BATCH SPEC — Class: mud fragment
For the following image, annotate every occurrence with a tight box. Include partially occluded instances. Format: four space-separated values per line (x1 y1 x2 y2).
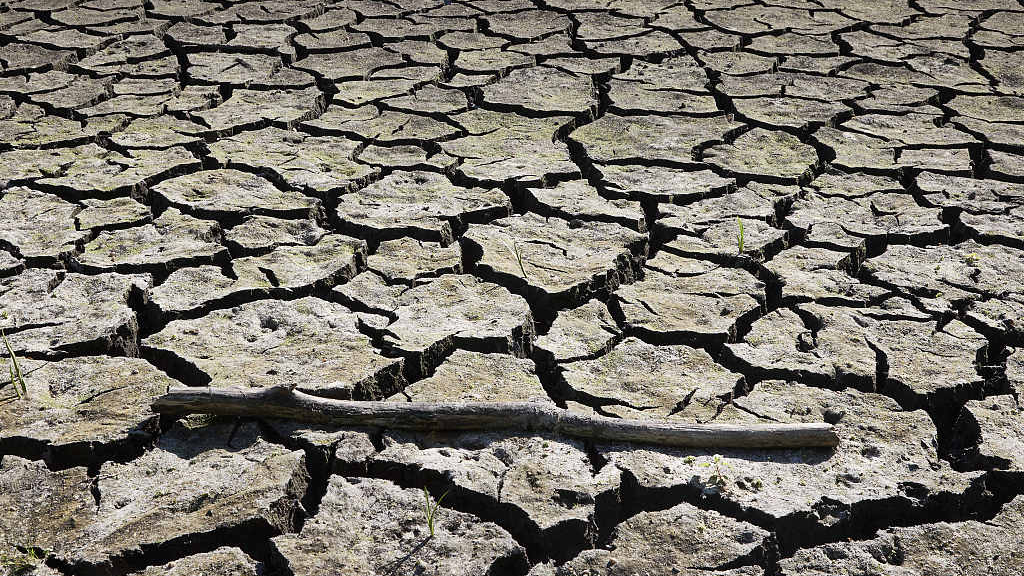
143 296 403 399
561 336 746 419
271 476 527 575
368 237 462 285
0 269 150 357
0 187 88 265
150 234 366 318
127 548 258 576
335 171 510 245
370 431 617 559
55 421 307 574
152 169 319 221
76 208 227 275
382 274 534 376
603 381 977 540
952 395 1024 471
208 128 377 196
780 496 1024 575
612 253 764 346
530 502 767 576
535 299 621 364
0 356 173 465
463 213 647 309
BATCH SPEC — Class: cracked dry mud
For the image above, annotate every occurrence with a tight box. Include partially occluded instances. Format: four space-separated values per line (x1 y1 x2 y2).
1 0 1023 575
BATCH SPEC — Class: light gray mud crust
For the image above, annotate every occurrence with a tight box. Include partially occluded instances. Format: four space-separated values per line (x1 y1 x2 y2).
3 2 1023 574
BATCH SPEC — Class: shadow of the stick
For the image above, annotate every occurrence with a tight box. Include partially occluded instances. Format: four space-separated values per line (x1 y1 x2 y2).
379 535 432 576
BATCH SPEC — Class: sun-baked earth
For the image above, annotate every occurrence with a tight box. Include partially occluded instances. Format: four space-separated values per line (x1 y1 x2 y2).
1 0 1024 574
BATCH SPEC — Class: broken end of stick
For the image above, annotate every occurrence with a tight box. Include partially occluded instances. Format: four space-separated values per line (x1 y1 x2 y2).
152 386 205 416
755 422 840 448
811 424 841 448
152 384 299 416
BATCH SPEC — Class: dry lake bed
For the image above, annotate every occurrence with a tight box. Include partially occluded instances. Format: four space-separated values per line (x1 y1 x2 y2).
1 0 1024 574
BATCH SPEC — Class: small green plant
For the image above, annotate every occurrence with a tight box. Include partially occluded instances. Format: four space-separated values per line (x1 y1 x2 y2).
700 454 733 491
1 329 27 400
503 237 529 281
0 547 45 575
422 486 450 538
736 218 745 255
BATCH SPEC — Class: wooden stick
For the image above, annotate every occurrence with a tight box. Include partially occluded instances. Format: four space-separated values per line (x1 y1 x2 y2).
152 385 840 449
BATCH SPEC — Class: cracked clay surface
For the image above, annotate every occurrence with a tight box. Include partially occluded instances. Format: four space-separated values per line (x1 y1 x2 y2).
1 0 1024 574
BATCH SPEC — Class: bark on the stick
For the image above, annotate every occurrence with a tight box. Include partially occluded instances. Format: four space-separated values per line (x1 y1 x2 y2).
152 385 840 449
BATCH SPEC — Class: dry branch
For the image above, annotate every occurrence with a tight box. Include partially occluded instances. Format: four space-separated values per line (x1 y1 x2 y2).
153 385 840 449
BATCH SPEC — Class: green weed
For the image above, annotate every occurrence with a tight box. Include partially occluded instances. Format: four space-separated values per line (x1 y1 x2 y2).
503 238 529 281
736 218 745 255
0 547 45 575
700 454 734 491
422 486 450 538
1 329 26 400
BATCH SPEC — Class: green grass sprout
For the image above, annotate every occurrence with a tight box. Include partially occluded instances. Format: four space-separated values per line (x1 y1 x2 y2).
503 237 529 281
1 329 26 399
422 486 450 538
0 546 45 575
736 217 745 255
